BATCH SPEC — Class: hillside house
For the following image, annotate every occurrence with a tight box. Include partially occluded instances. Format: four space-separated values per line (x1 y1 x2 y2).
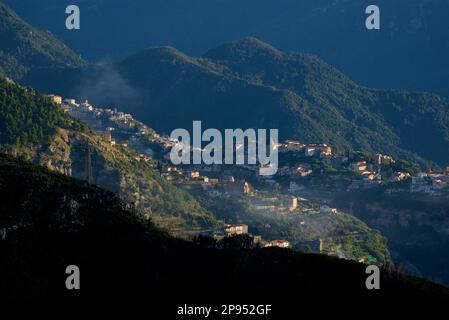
103 127 114 142
222 180 253 195
225 224 249 236
316 144 332 156
388 172 410 183
188 171 200 178
374 153 395 165
80 100 93 111
304 145 317 157
297 166 313 177
282 140 305 152
350 161 367 172
63 98 77 106
265 240 291 249
361 171 377 180
281 195 299 211
48 94 62 104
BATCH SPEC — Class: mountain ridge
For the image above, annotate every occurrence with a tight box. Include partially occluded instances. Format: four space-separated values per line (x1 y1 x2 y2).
23 37 449 168
1 3 447 168
4 0 448 97
0 1 85 80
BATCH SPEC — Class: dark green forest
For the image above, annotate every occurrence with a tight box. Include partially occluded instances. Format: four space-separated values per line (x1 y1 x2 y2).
0 2 85 80
0 77 88 146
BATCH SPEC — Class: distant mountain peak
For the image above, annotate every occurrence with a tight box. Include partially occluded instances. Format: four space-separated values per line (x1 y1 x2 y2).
204 37 284 61
123 45 197 66
147 45 185 56
117 45 216 78
237 37 279 49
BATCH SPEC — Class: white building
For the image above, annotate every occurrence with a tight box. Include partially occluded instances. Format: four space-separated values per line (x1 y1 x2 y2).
225 224 249 236
282 195 298 211
64 98 77 105
48 94 62 104
265 240 291 249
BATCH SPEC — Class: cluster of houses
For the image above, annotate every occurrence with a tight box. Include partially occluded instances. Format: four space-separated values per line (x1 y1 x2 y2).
277 140 332 156
277 139 389 177
48 95 162 154
46 94 449 257
274 139 449 194
347 158 449 193
212 223 291 249
143 131 449 196
277 163 313 177
46 95 449 196
250 194 299 213
160 164 257 197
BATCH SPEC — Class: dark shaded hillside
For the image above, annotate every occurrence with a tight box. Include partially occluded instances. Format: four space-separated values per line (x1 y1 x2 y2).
0 1 85 80
27 38 449 167
331 188 449 286
0 153 447 300
202 38 449 166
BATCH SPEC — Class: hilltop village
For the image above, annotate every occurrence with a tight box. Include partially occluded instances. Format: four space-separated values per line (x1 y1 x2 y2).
48 95 449 262
51 95 449 194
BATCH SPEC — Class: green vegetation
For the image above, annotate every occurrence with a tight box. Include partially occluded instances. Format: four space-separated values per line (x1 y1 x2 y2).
0 75 219 234
389 160 421 175
0 1 85 80
189 186 390 264
0 77 88 146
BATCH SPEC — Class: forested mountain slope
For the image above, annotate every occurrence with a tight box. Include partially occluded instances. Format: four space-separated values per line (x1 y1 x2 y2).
0 76 219 234
0 1 85 80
